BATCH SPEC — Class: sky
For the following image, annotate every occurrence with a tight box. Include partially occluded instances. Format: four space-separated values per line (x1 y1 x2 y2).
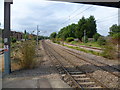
0 0 118 36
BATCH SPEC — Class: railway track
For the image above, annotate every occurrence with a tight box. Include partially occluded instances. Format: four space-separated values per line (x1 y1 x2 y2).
48 41 120 78
42 41 107 89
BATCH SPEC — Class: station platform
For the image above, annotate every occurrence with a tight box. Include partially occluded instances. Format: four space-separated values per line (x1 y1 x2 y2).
2 78 71 88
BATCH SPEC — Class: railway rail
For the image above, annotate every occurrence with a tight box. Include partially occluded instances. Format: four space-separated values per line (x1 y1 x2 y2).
64 43 102 51
48 41 120 78
42 40 108 89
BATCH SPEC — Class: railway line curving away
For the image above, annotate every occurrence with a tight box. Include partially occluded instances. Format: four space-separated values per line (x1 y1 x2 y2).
42 40 120 89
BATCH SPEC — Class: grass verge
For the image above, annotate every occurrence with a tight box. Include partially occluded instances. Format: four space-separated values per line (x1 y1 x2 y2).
64 45 101 56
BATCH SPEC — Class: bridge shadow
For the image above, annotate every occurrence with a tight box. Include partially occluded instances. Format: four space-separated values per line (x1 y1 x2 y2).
2 63 120 79
76 64 120 74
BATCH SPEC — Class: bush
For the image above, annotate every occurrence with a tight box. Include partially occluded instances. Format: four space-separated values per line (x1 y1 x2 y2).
82 36 88 43
97 36 106 46
17 41 36 69
93 33 101 42
66 37 74 42
112 33 120 44
11 37 17 43
101 42 117 59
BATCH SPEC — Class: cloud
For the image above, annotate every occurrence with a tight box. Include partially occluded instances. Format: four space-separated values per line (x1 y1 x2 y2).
0 0 118 36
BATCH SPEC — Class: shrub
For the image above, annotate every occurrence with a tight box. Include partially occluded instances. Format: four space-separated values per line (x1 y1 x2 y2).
97 36 106 46
66 37 74 42
112 33 120 44
82 36 88 43
93 33 101 42
101 42 117 59
11 37 17 43
17 41 36 69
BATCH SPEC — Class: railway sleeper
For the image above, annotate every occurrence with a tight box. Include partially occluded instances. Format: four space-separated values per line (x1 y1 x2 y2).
79 83 102 88
71 74 86 78
69 72 84 75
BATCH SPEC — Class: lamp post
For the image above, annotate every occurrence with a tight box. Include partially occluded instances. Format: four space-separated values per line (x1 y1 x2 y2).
4 0 13 74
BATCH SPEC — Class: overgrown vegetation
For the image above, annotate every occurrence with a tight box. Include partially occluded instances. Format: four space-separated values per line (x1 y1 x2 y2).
50 24 120 60
82 36 88 43
97 36 106 46
12 41 36 69
65 45 101 56
66 37 74 42
101 42 117 59
11 37 17 43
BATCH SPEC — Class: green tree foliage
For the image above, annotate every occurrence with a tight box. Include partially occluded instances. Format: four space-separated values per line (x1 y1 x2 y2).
85 16 97 38
109 24 120 36
50 32 57 39
57 24 77 40
24 30 28 41
56 16 97 41
75 17 86 40
93 33 101 41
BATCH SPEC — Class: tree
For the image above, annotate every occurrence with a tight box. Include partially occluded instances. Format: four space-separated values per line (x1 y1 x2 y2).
50 32 57 39
86 16 97 38
109 24 120 36
75 16 86 40
93 33 101 41
57 24 77 40
51 15 97 41
24 30 28 41
75 16 97 40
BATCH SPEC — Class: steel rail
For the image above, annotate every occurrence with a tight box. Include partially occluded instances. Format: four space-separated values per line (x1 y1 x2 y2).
60 46 120 78
48 41 120 77
44 41 83 90
44 41 107 88
42 41 83 89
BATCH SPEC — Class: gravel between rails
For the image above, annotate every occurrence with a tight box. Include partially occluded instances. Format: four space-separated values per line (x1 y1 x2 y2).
46 40 119 88
43 41 105 88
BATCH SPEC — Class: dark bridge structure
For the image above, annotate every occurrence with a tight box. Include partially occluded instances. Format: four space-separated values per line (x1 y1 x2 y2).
50 0 120 8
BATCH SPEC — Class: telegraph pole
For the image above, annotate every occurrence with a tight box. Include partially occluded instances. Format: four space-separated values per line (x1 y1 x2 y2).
37 25 39 46
4 0 13 74
84 30 86 43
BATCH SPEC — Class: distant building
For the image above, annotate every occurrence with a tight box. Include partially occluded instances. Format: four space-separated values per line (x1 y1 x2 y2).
11 31 24 41
88 38 94 41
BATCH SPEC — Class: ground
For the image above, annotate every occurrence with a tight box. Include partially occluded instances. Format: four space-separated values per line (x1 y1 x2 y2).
2 42 70 88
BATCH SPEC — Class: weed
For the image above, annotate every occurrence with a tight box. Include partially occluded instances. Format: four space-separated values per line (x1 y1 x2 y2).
66 45 101 56
16 41 36 69
101 42 117 59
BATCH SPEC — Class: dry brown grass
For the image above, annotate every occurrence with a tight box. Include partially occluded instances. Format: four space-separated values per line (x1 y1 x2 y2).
11 40 37 70
2 40 37 72
15 41 36 69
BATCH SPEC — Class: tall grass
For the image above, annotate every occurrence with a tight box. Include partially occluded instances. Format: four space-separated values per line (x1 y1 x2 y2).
101 42 117 59
65 45 101 56
16 41 36 69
